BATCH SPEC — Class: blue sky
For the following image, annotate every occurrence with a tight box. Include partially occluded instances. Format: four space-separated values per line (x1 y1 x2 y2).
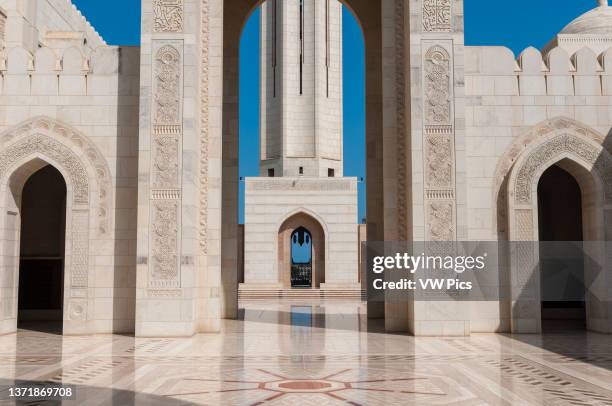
73 0 596 223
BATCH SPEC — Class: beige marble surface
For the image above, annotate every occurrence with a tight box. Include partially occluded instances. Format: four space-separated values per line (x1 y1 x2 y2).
0 300 611 405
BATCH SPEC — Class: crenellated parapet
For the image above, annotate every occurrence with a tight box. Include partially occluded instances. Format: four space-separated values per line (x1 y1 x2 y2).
0 45 139 96
38 0 106 48
466 45 612 96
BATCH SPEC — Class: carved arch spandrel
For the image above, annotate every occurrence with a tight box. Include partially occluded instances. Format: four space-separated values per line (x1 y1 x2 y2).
0 117 113 236
493 117 612 238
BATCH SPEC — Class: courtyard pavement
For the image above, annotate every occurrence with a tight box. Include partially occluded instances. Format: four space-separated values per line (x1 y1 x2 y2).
1 300 612 405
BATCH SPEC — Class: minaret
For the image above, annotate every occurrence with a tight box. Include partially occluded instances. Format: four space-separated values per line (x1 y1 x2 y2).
598 0 608 7
260 0 343 178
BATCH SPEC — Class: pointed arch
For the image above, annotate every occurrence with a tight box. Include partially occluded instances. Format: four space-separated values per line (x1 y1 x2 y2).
493 116 612 239
0 116 113 335
0 116 113 235
497 117 612 334
277 209 328 288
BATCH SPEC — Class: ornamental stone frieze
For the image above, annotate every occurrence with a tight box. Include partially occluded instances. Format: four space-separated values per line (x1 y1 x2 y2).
422 41 457 241
149 41 183 293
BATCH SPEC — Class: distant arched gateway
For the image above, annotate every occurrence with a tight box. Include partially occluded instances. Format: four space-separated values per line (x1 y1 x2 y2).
278 212 326 289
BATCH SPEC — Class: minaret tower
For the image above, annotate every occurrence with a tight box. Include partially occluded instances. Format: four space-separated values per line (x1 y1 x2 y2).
259 0 343 177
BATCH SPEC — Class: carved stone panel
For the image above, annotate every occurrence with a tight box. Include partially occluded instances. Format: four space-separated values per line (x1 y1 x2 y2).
154 45 181 127
425 135 453 188
70 210 90 288
150 200 180 288
153 0 184 33
149 41 183 292
422 42 456 241
152 134 179 188
427 201 454 241
422 0 452 32
68 300 87 321
424 45 452 127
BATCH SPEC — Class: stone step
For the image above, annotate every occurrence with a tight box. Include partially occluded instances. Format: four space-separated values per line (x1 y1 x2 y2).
238 288 365 300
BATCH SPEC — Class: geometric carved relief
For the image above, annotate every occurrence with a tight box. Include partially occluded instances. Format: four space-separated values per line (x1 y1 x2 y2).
150 200 179 288
70 210 90 288
424 46 452 127
514 210 535 290
515 209 533 241
153 0 184 33
422 0 452 32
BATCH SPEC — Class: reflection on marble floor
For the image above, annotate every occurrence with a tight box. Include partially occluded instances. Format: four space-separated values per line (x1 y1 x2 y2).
1 301 612 405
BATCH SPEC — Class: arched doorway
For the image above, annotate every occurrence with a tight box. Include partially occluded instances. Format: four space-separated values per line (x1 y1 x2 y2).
537 165 585 331
504 126 612 333
290 227 313 287
17 165 67 332
278 212 325 289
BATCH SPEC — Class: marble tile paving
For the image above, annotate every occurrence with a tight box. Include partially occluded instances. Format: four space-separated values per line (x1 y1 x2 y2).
0 300 611 405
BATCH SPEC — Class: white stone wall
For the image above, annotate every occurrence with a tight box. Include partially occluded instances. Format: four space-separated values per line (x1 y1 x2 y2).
0 0 106 53
243 177 358 286
464 45 612 240
0 44 140 334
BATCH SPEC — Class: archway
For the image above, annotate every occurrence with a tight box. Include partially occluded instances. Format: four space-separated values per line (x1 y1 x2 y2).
220 0 387 318
0 117 116 335
278 212 325 289
290 227 313 288
537 164 585 332
504 124 612 333
17 165 67 332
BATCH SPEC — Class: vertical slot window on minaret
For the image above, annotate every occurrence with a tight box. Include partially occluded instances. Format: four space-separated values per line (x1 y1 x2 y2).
325 0 330 97
272 0 277 97
299 0 304 95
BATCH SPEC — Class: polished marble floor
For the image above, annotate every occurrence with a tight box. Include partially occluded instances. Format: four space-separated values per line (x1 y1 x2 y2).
1 300 612 405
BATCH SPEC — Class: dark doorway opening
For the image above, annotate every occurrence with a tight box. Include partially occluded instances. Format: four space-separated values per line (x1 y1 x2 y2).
537 164 586 332
17 165 67 333
291 227 312 288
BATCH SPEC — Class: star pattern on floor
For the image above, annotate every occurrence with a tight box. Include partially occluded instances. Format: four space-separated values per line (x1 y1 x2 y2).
161 368 448 405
